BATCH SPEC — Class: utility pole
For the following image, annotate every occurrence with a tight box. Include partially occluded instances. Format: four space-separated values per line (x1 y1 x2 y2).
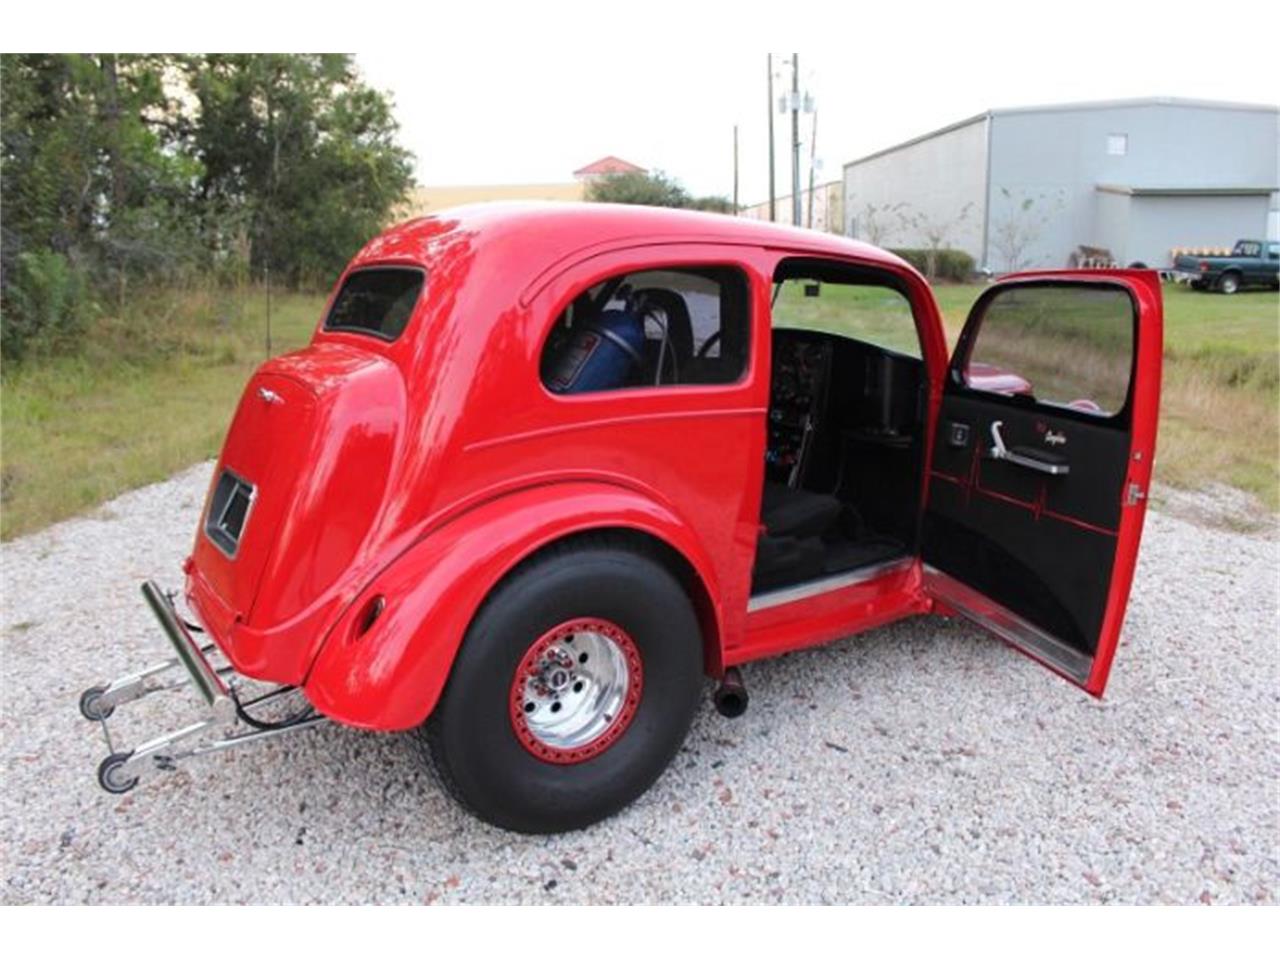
767 54 776 223
790 53 801 227
732 124 739 214
807 110 818 229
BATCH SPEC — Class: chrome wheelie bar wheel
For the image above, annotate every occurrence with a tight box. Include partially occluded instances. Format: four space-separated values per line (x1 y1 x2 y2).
510 618 643 764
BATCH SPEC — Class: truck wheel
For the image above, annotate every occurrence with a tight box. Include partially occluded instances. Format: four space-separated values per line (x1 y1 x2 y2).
418 538 703 833
1217 272 1241 294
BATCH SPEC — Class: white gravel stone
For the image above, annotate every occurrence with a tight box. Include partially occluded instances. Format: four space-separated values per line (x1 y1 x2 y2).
1 462 1277 904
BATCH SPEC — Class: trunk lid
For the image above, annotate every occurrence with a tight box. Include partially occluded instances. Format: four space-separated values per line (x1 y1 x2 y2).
193 370 320 619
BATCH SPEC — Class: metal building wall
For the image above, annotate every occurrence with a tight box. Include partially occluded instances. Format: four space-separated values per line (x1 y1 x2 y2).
842 115 989 259
985 101 1279 269
1126 194 1271 266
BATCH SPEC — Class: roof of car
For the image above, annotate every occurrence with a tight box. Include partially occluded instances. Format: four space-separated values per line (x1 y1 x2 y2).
353 202 907 276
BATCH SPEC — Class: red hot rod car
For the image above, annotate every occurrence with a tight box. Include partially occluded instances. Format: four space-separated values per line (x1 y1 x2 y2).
82 204 1162 833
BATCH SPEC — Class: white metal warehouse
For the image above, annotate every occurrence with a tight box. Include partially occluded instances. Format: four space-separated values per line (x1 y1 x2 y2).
841 97 1280 272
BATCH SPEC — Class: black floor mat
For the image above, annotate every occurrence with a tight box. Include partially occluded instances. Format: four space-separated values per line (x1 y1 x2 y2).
821 536 906 575
751 534 907 595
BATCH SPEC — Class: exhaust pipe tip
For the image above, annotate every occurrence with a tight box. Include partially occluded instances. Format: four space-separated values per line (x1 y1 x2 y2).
713 667 749 718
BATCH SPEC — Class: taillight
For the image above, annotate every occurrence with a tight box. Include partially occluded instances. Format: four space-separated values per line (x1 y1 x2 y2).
1199 261 1210 271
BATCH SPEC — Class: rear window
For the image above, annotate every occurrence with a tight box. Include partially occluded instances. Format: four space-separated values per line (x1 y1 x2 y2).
324 267 424 340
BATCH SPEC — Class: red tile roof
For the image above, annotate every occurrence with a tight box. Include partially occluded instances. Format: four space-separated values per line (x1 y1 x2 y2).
573 156 647 176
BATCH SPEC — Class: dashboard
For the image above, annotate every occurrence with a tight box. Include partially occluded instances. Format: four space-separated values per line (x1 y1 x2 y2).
766 333 832 485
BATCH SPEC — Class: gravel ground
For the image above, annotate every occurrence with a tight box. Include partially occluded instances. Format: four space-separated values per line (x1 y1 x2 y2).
2 462 1277 905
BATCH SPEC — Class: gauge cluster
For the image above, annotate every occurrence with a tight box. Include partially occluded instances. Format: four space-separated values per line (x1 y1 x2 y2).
767 333 832 484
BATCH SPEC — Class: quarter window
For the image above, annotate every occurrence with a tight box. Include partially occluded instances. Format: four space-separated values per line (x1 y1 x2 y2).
540 267 749 393
324 267 424 341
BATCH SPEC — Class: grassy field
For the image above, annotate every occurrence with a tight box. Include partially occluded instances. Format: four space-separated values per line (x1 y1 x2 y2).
1 287 327 539
1 279 1276 540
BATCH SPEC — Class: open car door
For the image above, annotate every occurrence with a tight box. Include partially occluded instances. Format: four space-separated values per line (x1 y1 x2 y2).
921 271 1162 695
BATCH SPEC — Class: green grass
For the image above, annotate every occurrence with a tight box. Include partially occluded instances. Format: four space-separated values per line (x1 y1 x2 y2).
1 278 1276 541
1 287 327 539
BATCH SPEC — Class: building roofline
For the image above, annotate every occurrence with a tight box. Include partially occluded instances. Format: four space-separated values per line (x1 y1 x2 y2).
993 95 1279 118
572 155 647 176
1096 183 1279 197
843 96 1279 172
843 112 990 170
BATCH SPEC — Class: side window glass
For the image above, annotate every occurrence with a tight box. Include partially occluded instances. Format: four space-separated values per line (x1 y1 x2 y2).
540 266 749 393
771 276 921 358
963 284 1134 417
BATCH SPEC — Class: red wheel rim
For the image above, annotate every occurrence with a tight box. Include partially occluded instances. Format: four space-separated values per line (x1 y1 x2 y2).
509 617 643 765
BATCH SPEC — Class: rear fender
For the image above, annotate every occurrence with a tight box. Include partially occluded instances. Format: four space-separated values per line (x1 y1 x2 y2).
302 482 722 730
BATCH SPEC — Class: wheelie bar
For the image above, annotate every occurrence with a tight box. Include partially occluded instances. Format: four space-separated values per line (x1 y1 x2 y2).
79 581 327 793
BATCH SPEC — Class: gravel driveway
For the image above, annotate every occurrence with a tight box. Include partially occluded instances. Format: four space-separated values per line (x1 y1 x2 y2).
2 462 1276 904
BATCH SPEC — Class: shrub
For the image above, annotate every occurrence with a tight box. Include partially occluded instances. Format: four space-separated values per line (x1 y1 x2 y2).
888 247 975 282
1 250 91 362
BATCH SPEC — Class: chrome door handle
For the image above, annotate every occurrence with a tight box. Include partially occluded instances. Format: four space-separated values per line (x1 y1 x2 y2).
989 421 1070 476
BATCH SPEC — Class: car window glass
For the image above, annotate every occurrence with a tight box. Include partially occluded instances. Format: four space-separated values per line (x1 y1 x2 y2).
324 268 424 340
540 266 749 394
964 284 1134 416
771 278 920 358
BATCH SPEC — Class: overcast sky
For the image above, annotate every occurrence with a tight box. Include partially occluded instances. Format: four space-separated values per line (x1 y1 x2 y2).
356 6 1277 206
14 1 1273 208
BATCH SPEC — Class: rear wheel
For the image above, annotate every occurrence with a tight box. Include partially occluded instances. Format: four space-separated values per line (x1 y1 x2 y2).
418 538 703 833
1217 271 1241 294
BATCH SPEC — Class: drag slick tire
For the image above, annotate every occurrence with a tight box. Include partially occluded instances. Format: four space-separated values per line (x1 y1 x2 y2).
418 537 703 833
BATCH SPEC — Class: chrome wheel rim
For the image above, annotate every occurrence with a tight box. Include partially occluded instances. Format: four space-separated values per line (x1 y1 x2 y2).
510 618 643 764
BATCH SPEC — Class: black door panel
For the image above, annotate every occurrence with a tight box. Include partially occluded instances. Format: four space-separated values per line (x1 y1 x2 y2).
931 395 1129 533
925 384 1129 662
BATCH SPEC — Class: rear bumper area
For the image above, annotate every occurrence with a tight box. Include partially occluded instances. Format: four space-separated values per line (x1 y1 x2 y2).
79 581 326 795
141 580 235 720
184 560 338 686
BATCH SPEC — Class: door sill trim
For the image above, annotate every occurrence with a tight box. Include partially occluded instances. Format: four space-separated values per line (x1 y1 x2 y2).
748 556 914 613
922 564 1093 685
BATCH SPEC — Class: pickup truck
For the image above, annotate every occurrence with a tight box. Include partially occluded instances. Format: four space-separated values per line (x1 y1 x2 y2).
1172 239 1280 293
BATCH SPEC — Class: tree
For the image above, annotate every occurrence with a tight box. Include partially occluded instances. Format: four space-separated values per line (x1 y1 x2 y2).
586 170 691 208
1 54 194 356
585 170 736 215
989 188 1061 273
181 54 414 287
687 195 737 214
1 53 415 358
906 203 974 280
850 201 911 247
